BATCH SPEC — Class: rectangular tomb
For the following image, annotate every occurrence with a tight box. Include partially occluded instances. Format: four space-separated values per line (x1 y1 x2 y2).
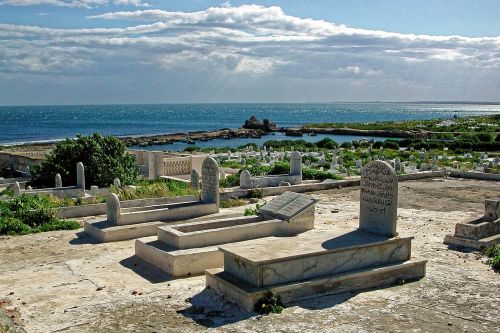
219 229 413 288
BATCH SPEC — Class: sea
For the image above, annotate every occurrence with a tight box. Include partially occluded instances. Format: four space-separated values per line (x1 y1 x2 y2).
0 103 498 151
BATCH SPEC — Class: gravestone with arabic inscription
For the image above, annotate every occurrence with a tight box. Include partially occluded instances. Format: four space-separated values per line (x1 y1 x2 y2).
359 160 398 237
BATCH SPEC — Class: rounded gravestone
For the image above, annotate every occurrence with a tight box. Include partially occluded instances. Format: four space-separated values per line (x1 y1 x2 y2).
191 169 200 190
359 160 398 237
201 157 219 205
107 193 121 224
55 173 62 188
76 162 85 189
240 170 252 189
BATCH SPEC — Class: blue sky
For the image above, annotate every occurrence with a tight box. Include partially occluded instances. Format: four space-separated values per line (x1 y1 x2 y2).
0 0 499 104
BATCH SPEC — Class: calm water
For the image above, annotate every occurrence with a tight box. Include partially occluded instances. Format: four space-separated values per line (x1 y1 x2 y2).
0 103 498 146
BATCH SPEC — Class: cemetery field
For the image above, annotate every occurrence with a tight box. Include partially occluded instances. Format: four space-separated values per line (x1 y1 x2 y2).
1 178 499 333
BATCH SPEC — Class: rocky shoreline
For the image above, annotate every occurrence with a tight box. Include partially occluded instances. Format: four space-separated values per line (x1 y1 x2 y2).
0 126 423 151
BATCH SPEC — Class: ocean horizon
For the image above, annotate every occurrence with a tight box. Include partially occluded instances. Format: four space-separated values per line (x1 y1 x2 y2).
1 102 499 147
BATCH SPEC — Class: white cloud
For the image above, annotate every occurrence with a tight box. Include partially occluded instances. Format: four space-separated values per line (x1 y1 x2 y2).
0 4 499 103
0 0 149 9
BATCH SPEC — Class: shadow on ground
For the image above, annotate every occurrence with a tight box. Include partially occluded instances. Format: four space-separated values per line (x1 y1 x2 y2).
69 231 99 245
119 255 178 283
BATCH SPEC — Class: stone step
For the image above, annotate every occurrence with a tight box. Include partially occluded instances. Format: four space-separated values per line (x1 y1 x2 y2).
84 211 242 243
219 229 413 288
206 258 427 312
444 233 500 250
135 237 221 277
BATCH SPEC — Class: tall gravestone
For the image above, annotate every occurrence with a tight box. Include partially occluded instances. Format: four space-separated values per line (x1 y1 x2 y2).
76 162 85 190
191 169 200 190
107 193 121 224
201 157 219 206
290 151 302 176
55 173 62 188
13 181 21 196
359 160 398 237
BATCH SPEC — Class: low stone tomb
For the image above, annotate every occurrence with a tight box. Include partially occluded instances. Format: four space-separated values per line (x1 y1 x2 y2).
84 157 220 242
444 198 500 249
135 191 317 277
14 163 87 198
240 152 302 189
206 161 426 311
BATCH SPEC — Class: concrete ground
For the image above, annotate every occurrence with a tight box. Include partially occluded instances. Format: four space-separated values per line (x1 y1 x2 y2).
0 177 499 333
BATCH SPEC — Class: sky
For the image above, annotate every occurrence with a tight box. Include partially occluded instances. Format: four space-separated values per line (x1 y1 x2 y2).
0 0 499 105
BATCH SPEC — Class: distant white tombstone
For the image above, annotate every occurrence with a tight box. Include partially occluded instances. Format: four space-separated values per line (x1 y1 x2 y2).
55 173 62 188
13 181 21 196
113 178 121 187
90 185 99 196
359 160 398 237
76 162 85 189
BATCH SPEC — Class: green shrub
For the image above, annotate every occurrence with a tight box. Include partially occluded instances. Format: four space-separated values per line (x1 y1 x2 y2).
476 132 493 143
0 194 80 236
220 172 241 188
316 137 338 149
244 203 263 216
382 140 400 150
482 245 500 271
303 168 342 181
372 141 383 149
269 161 290 175
0 217 32 235
340 141 353 149
30 133 139 189
249 188 264 199
254 290 285 314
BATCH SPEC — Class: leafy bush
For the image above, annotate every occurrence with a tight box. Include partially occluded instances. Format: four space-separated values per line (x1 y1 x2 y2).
220 172 241 188
482 245 500 270
303 167 342 181
382 140 400 150
30 133 139 189
269 161 290 175
254 290 285 314
372 141 383 149
249 188 263 199
476 132 493 143
0 194 80 236
316 137 338 149
244 203 263 216
340 141 353 149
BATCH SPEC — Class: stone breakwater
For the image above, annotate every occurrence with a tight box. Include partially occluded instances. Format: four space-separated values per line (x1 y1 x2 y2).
121 128 268 147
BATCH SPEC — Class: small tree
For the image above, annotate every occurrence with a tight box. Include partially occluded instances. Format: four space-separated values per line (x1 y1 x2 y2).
30 133 138 188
